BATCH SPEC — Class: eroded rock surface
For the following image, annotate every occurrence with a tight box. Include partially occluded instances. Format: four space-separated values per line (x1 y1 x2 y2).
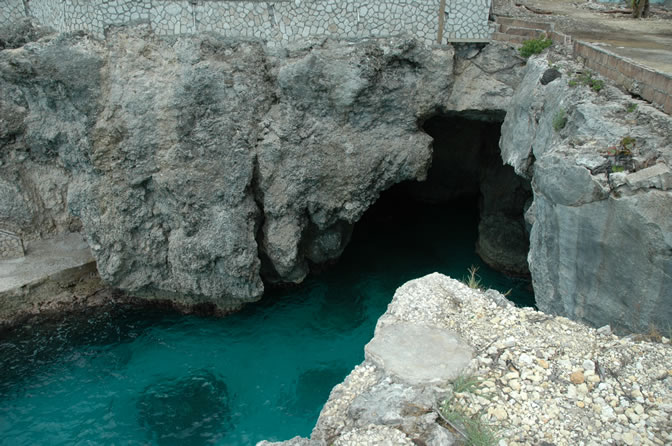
0 24 526 310
500 55 672 334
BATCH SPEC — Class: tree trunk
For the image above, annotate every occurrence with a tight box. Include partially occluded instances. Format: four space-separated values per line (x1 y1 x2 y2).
632 0 650 18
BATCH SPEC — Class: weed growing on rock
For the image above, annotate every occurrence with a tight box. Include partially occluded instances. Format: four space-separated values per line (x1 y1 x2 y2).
620 136 636 153
606 136 636 173
453 375 480 394
440 405 497 446
519 37 552 59
632 323 672 343
626 103 638 113
439 377 498 446
569 71 604 92
463 266 482 289
553 109 567 132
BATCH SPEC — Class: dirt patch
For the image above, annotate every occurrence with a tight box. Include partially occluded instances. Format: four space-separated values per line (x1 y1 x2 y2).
494 0 672 74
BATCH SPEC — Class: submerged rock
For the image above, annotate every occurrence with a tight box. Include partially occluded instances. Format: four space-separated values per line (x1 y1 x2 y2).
137 370 232 446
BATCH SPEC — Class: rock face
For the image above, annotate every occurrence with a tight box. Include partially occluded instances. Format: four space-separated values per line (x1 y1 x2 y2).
3 22 672 332
0 23 526 310
500 56 672 333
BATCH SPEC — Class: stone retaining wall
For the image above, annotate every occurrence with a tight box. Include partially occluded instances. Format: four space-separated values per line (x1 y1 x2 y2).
0 230 24 260
495 16 671 115
3 0 493 45
573 40 672 114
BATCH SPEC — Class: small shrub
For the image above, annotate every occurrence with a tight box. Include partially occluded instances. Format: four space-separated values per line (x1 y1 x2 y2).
553 109 567 132
570 71 604 93
626 103 638 113
591 79 604 92
621 136 636 152
611 165 625 173
519 37 552 58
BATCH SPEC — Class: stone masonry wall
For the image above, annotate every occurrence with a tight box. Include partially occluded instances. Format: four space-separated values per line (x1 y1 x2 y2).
0 0 26 24
0 230 24 260
3 0 493 44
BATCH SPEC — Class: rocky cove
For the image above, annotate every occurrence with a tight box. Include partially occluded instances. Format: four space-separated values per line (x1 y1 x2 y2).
1 17 672 446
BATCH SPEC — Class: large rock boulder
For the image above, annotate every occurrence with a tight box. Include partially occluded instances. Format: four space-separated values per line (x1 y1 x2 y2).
9 27 528 310
500 57 672 333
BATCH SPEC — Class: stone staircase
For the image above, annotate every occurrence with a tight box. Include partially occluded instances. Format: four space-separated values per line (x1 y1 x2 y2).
492 16 554 44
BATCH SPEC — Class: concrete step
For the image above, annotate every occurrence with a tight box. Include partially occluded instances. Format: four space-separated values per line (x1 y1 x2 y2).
500 25 547 38
491 32 528 44
495 16 554 32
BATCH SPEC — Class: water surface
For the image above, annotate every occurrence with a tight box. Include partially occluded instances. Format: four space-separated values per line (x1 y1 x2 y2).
0 202 533 445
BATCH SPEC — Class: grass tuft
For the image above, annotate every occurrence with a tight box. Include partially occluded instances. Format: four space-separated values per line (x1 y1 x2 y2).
553 109 567 132
453 375 480 394
463 265 482 290
519 37 552 59
440 399 498 446
569 71 604 92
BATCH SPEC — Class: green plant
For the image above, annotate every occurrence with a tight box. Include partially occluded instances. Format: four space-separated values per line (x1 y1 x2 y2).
621 136 636 152
611 165 625 173
519 37 552 58
463 265 482 289
626 103 638 113
591 79 604 92
453 375 480 394
553 109 567 132
440 401 498 446
570 72 604 93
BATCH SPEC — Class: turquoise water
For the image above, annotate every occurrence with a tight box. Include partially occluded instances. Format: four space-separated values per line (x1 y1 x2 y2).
0 202 533 446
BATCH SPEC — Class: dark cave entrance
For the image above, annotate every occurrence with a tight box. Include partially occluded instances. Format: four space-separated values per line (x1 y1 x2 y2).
351 111 534 305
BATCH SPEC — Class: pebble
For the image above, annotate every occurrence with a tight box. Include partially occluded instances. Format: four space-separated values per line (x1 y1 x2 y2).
570 370 585 384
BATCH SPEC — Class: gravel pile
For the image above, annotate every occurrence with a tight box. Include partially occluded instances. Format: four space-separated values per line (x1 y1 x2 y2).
432 275 672 445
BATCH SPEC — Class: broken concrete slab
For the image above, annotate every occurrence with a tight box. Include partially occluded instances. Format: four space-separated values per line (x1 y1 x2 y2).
0 232 104 325
364 322 473 386
0 232 94 293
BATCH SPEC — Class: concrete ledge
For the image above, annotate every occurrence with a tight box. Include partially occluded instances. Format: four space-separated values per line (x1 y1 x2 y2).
0 232 94 293
0 232 103 325
573 40 672 114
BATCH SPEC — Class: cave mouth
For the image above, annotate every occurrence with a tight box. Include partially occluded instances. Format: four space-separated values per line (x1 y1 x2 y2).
350 110 535 306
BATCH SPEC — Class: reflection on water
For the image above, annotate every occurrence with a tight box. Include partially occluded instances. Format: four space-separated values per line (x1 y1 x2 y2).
0 202 534 445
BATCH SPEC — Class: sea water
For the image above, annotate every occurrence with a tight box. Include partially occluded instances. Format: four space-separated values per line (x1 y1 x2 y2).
0 202 533 445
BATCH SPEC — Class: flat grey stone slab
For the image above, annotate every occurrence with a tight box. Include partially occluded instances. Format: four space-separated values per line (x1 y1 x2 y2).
0 232 94 293
364 322 473 386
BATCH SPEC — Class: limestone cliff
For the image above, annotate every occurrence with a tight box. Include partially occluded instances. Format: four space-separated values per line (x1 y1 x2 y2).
0 24 524 310
500 57 672 334
5 23 670 334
